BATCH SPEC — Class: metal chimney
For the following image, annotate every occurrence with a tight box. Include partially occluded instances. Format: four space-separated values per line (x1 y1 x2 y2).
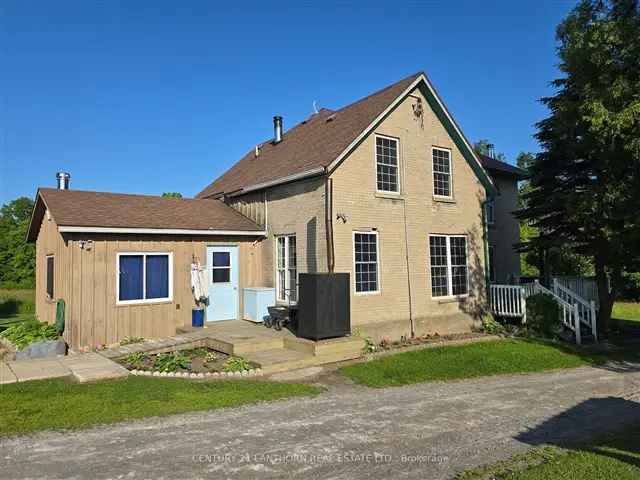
273 116 283 144
56 172 71 190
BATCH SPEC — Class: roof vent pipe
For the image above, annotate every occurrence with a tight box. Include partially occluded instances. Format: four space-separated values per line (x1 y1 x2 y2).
273 116 283 144
56 172 71 190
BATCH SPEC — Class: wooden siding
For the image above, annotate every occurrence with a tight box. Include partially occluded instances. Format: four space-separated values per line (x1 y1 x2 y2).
225 191 266 227
35 214 266 349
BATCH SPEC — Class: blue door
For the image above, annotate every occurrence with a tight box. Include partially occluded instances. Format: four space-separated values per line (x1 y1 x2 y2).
206 246 239 322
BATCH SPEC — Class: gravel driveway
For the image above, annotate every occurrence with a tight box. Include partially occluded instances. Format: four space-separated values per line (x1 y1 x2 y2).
3 363 640 480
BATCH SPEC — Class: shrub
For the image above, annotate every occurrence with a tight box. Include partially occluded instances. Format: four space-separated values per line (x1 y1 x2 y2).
526 294 560 337
222 356 252 372
0 320 58 349
153 352 189 372
123 352 148 369
481 315 506 335
120 336 144 346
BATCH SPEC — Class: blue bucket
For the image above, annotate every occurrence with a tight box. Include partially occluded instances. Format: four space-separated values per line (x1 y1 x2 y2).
192 308 204 328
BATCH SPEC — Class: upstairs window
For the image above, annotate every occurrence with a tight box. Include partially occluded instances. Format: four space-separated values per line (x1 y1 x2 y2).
376 136 399 193
429 235 468 297
354 232 379 293
432 147 452 198
118 252 172 304
46 255 54 299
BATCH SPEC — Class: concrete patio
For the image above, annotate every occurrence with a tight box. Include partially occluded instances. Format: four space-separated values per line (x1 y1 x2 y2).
0 352 129 384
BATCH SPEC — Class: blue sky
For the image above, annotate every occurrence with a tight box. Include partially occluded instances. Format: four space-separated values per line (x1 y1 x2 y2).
1 0 576 204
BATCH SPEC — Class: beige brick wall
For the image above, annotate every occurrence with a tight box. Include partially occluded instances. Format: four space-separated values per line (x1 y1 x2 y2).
262 177 328 289
329 87 488 340
487 175 521 283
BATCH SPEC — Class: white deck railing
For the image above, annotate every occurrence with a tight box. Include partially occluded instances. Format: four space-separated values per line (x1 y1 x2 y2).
489 285 527 322
489 280 594 344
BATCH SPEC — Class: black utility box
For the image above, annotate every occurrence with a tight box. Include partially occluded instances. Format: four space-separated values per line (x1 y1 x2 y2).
297 273 350 340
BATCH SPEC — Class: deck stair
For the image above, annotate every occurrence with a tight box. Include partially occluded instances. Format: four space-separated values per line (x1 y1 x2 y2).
490 278 598 345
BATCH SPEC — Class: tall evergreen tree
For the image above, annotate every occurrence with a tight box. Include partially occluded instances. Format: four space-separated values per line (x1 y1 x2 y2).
518 0 640 333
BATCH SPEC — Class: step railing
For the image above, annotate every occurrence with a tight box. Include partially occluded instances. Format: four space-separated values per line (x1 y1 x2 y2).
553 276 600 308
553 279 598 342
489 280 588 344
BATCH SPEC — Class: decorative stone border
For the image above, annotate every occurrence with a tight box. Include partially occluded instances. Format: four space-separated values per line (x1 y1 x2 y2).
128 368 263 379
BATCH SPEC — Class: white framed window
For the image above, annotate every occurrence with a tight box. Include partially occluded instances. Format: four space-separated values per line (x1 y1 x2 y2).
375 135 400 193
276 235 297 303
46 255 54 299
488 245 496 283
353 231 379 294
485 199 495 225
117 252 173 305
432 147 452 198
429 235 468 298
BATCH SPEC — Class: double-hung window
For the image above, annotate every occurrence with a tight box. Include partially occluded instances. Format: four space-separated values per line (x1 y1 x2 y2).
376 136 399 193
432 147 452 198
46 255 54 299
429 235 468 297
276 235 297 303
354 232 379 293
117 252 173 304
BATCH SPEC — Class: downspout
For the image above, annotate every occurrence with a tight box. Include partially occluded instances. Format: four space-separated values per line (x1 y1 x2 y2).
325 176 335 273
482 195 491 301
402 200 415 337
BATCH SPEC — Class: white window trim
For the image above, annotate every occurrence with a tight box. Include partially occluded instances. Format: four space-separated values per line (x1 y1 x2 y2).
431 146 454 200
116 252 173 306
488 245 496 283
275 235 297 304
374 134 401 195
429 234 469 299
486 199 495 225
353 230 381 295
45 254 54 300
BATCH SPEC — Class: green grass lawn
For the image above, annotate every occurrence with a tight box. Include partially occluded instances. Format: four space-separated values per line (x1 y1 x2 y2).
0 376 321 437
458 423 640 479
340 339 608 388
612 302 640 322
0 289 36 331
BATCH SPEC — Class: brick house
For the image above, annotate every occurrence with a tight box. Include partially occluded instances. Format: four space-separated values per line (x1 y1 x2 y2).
28 72 524 349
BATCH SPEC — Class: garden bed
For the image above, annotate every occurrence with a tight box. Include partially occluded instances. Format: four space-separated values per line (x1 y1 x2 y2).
117 346 258 375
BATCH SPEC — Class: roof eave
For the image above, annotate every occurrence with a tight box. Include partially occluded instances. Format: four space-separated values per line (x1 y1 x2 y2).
56 226 267 236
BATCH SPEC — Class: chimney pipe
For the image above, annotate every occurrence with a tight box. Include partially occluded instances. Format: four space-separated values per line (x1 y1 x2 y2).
273 116 283 144
56 172 70 190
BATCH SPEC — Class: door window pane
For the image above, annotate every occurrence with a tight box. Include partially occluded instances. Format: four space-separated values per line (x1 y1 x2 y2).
276 235 297 302
213 252 230 267
213 268 231 283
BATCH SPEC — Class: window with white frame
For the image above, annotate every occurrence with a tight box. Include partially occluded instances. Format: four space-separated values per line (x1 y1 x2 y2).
376 136 399 193
429 235 468 297
46 255 54 299
276 235 297 302
354 232 379 293
117 252 172 304
432 147 452 197
485 199 495 225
